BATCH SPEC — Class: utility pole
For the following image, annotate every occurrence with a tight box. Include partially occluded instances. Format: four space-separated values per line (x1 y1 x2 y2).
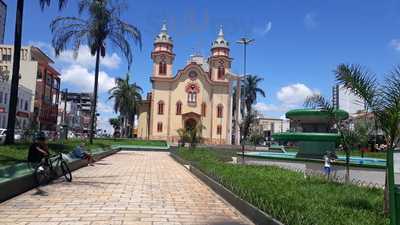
63 88 68 140
236 37 254 162
6 0 24 144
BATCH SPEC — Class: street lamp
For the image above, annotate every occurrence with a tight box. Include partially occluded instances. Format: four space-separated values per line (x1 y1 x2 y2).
236 37 254 162
62 88 68 140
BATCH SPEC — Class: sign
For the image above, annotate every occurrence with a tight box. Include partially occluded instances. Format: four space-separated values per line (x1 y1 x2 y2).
395 152 400 173
394 151 400 185
16 111 29 118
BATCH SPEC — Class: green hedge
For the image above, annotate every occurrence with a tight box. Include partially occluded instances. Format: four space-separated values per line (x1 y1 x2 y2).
176 149 388 225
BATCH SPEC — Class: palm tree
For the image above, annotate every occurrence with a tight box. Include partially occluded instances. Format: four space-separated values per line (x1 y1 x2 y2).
304 94 354 182
334 64 400 217
50 0 142 143
108 74 142 138
5 0 68 144
242 75 266 114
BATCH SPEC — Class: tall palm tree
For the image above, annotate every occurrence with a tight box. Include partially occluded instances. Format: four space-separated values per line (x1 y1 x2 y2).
50 0 142 143
108 74 142 138
335 64 400 219
242 75 266 115
5 0 68 144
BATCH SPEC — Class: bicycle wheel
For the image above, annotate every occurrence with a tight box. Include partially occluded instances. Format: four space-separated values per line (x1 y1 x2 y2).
34 164 51 186
60 161 72 182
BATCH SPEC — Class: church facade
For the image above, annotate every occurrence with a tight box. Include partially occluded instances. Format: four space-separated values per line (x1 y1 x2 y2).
137 24 234 144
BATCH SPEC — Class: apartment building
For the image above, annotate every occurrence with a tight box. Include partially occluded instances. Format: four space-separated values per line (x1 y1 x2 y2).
0 45 61 131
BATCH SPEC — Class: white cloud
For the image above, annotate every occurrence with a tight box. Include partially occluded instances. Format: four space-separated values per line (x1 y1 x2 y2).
97 101 114 114
61 64 116 93
57 45 121 69
277 83 319 106
390 39 400 51
253 21 272 36
304 12 318 29
254 102 286 113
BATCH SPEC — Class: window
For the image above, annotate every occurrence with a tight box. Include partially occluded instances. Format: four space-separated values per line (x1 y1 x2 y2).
0 92 3 104
157 122 163 132
176 101 182 115
201 103 206 117
20 99 23 110
188 92 197 104
159 61 167 75
186 83 199 104
24 101 28 111
158 101 164 115
217 125 222 135
4 93 7 104
217 66 225 79
37 68 42 79
2 54 11 61
217 104 223 118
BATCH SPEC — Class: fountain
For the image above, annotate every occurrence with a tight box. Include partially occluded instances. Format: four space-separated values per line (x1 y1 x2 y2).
272 109 349 159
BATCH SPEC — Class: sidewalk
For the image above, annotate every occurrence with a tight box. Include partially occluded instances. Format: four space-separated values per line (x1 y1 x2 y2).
0 151 252 225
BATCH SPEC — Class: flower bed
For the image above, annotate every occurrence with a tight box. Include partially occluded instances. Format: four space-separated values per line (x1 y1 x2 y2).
176 148 388 225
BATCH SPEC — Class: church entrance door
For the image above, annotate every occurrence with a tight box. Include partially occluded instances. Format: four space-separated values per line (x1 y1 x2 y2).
185 118 197 130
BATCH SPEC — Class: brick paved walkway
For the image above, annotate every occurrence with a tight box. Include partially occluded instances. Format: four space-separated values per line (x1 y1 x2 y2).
0 151 252 225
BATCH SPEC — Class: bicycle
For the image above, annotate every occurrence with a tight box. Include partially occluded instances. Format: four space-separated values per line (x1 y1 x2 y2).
33 152 72 186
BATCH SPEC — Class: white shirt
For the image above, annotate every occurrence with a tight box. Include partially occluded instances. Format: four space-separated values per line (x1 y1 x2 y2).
324 156 331 168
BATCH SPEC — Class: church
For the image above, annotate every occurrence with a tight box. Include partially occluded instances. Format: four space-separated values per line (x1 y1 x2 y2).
137 24 235 144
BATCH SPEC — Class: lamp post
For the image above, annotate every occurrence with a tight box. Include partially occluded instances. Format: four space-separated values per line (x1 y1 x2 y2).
62 88 68 140
236 37 254 161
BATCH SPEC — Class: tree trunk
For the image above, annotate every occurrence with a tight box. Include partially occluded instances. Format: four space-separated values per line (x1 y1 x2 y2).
6 0 24 145
131 113 135 138
89 47 101 144
384 171 389 214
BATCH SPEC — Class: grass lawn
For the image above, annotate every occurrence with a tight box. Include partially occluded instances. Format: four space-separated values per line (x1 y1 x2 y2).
176 148 388 225
0 138 167 167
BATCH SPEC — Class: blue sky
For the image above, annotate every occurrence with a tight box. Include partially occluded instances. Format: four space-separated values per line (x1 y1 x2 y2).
3 0 400 132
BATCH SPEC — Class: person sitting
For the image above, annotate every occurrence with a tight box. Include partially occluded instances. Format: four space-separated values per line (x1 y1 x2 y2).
28 134 49 164
72 143 95 165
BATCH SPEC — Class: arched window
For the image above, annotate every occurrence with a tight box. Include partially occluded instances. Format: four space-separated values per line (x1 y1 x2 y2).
158 101 164 115
186 83 199 104
176 101 182 115
201 102 206 117
217 66 225 79
159 61 167 75
157 122 163 132
217 104 223 118
188 91 197 104
217 125 222 135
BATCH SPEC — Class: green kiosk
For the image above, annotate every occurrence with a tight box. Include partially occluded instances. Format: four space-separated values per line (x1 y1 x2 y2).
273 109 349 159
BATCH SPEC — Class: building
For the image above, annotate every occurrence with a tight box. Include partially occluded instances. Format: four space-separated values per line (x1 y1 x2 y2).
0 1 6 44
57 97 81 132
254 117 290 143
0 45 61 131
0 81 33 129
332 84 365 115
137 24 234 144
60 92 93 134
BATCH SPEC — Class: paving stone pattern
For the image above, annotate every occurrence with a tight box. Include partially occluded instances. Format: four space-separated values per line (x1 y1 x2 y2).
0 151 252 225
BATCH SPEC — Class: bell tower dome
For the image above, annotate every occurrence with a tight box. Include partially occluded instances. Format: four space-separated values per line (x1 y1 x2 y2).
208 26 231 81
151 23 175 77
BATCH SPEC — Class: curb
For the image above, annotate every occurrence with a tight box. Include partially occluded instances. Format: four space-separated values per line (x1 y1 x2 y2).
114 144 170 151
0 149 119 203
169 153 284 225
